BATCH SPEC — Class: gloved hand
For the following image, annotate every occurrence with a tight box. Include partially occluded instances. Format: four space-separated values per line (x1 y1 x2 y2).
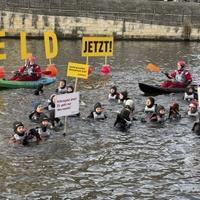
164 72 169 77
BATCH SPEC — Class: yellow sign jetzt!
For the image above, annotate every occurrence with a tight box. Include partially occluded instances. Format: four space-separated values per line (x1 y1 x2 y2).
82 37 113 57
67 62 89 79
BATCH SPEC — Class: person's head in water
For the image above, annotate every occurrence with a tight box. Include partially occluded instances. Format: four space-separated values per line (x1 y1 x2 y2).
169 102 180 118
177 60 185 71
94 102 102 114
145 96 155 108
186 86 195 95
110 86 117 95
125 99 135 111
35 103 44 113
188 101 198 113
40 117 49 127
119 91 128 101
59 79 66 89
66 85 74 93
13 121 25 135
156 105 166 116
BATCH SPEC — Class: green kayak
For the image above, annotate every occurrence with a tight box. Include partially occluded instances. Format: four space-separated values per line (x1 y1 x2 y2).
0 76 56 89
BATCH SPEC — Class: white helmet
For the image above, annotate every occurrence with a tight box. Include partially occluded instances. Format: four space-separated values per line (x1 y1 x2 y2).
125 99 134 110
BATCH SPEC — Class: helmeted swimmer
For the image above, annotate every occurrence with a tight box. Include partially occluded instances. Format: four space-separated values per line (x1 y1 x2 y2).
47 94 63 128
66 85 74 93
108 85 119 100
183 86 198 102
87 102 107 120
187 100 198 117
192 113 200 135
114 100 135 132
118 91 128 104
144 96 157 113
168 101 181 120
29 103 48 123
9 121 42 145
149 105 166 123
55 79 67 94
35 117 51 138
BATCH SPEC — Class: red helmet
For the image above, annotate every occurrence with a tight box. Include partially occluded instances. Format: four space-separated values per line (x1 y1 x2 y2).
177 61 185 68
189 101 198 108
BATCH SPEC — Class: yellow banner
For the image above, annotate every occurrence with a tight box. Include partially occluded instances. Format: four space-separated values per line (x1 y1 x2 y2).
67 62 89 79
82 37 113 57
44 31 58 59
0 31 6 60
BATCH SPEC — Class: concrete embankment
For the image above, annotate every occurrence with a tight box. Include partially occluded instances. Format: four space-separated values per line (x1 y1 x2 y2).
0 0 200 40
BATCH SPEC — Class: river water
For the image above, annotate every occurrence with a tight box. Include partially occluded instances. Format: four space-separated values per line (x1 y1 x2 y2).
1 39 200 199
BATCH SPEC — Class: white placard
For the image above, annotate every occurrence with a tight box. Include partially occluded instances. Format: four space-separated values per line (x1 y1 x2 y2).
198 87 200 107
55 92 80 118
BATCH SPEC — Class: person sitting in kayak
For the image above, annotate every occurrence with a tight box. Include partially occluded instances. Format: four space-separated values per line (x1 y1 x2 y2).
87 102 107 120
168 101 181 120
108 85 119 100
9 121 42 145
160 61 192 88
144 96 157 113
10 55 42 81
29 103 48 123
183 86 198 102
187 100 198 118
55 79 67 94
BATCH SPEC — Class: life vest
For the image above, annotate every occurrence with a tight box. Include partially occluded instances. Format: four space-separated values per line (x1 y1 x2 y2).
108 93 117 100
13 133 26 142
57 87 67 94
24 64 37 76
144 104 156 113
188 111 198 117
184 92 194 101
36 127 51 137
93 112 106 120
175 70 187 83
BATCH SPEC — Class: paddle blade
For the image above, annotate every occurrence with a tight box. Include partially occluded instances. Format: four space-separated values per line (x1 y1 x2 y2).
0 66 6 78
45 64 57 77
42 71 51 75
147 63 161 73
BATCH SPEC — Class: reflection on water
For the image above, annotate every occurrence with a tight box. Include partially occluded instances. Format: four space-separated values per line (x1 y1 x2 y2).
1 39 200 199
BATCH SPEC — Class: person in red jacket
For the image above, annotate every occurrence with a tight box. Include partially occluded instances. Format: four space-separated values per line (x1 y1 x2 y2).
10 55 42 81
160 61 192 88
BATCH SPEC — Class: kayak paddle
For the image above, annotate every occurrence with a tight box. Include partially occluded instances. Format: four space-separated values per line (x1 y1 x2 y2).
146 63 167 76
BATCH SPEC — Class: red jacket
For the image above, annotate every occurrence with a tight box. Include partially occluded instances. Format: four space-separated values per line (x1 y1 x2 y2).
170 69 192 85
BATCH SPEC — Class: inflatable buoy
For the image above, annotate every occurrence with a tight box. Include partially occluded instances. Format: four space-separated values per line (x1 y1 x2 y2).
0 66 6 78
100 65 111 75
45 64 57 77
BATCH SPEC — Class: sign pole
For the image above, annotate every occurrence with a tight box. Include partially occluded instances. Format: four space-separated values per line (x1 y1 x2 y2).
86 56 89 65
74 77 78 92
105 56 107 65
49 59 52 64
63 116 67 136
